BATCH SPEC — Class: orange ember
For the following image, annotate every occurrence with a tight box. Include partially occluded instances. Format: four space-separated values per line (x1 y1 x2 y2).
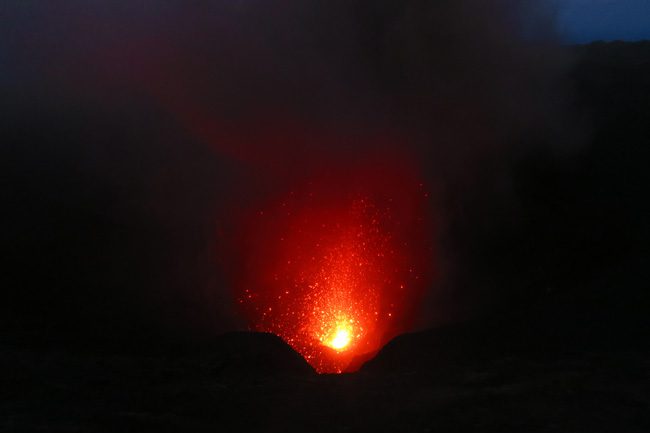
229 157 434 373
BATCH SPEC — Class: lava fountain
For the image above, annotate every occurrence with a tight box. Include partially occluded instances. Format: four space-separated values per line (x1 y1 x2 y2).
226 152 435 373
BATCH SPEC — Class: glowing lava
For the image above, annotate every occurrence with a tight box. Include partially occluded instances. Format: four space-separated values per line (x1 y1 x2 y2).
227 156 435 373
326 326 352 351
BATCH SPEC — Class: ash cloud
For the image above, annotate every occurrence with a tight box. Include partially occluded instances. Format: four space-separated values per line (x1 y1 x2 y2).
1 1 575 343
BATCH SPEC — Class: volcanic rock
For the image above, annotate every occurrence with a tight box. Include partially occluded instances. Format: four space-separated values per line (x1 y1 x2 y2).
203 332 315 377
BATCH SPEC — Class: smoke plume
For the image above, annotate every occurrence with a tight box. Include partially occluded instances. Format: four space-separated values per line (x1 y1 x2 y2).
1 1 573 345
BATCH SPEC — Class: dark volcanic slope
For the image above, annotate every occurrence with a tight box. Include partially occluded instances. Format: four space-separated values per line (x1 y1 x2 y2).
2 332 315 432
2 333 649 433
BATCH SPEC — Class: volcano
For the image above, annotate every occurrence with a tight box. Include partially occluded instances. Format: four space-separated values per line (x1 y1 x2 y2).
227 154 435 373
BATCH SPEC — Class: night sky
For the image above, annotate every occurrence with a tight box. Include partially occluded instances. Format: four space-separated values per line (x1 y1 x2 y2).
559 0 650 43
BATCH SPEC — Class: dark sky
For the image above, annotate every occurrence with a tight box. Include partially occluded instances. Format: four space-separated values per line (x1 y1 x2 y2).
558 0 650 43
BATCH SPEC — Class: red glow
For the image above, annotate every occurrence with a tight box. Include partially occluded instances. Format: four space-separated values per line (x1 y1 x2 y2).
228 154 435 373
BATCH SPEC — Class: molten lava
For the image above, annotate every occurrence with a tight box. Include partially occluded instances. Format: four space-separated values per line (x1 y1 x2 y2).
228 155 434 373
327 326 352 351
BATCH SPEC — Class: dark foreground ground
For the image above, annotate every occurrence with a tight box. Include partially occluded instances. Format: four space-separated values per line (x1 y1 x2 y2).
2 331 649 433
3 41 650 433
